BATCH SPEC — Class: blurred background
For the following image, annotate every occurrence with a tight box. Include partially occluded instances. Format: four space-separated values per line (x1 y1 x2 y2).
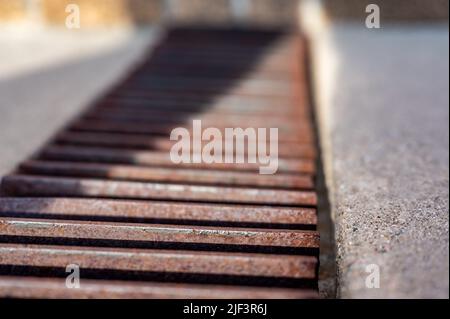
0 0 448 27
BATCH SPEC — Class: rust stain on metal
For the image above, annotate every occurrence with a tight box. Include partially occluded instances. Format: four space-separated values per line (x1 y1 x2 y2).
0 218 319 248
55 131 317 159
0 197 318 225
71 119 314 144
0 276 319 299
41 145 317 174
1 175 318 206
0 244 318 279
20 160 314 189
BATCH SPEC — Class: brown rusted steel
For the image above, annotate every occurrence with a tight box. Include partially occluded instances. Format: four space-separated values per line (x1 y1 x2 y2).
0 277 319 299
100 96 311 116
118 77 296 97
83 106 312 129
86 106 308 122
0 218 319 248
0 28 322 298
82 109 313 131
0 197 317 226
70 119 315 144
107 90 302 107
92 103 306 121
20 160 314 189
149 48 297 64
0 244 317 279
1 175 318 206
40 145 317 174
138 57 295 75
151 41 297 54
54 132 317 159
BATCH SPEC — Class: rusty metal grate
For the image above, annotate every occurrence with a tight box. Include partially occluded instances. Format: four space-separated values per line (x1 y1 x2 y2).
0 28 320 299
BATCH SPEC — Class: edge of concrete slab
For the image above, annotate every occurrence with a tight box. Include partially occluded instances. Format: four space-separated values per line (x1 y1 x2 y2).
301 0 449 299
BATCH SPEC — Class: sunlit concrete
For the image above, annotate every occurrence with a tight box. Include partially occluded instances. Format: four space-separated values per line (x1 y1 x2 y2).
312 22 449 298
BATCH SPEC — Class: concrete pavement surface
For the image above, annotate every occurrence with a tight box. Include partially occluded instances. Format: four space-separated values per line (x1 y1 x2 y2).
314 23 449 298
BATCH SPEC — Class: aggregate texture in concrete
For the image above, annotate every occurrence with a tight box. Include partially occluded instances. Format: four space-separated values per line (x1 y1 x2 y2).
315 23 449 298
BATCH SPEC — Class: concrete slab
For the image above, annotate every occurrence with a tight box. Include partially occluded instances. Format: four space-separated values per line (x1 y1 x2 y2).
314 23 449 298
0 26 159 176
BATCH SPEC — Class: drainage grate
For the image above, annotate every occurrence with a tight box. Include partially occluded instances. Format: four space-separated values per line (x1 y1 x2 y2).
0 28 320 299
